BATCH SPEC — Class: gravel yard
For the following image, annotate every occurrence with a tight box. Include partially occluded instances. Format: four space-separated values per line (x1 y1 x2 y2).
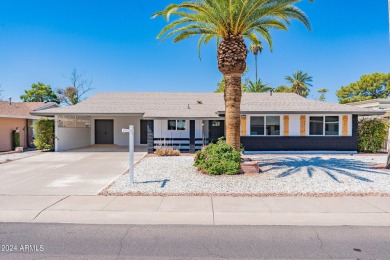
0 150 42 164
104 154 390 196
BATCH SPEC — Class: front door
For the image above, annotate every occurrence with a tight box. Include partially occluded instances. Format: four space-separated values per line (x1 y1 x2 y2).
95 120 114 144
140 120 148 144
209 120 225 142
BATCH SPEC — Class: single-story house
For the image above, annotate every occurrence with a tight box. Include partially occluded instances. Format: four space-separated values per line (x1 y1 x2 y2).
0 101 58 151
31 92 384 153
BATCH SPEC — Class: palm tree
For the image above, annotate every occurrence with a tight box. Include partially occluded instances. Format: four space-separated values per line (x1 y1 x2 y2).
249 42 263 82
215 77 248 93
154 1 311 150
285 71 313 98
245 80 273 93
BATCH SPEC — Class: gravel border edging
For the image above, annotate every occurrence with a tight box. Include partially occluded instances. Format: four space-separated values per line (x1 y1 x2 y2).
99 191 390 197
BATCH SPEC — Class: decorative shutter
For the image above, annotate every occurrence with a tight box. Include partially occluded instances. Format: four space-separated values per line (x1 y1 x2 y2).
300 115 306 136
342 115 349 136
283 115 289 136
240 116 247 136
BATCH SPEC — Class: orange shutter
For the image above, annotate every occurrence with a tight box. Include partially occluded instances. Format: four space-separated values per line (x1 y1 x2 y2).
283 115 289 136
240 116 247 136
300 115 306 136
342 115 349 136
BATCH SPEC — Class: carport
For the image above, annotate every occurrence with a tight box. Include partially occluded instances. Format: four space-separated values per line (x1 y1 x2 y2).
54 114 148 152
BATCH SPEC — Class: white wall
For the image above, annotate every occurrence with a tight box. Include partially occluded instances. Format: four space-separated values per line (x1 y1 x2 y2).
90 116 143 146
154 119 205 139
244 114 353 137
55 117 91 151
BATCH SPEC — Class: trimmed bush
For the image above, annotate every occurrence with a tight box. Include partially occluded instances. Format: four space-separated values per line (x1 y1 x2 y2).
12 130 20 149
358 118 389 153
156 147 180 156
194 138 241 175
33 119 55 151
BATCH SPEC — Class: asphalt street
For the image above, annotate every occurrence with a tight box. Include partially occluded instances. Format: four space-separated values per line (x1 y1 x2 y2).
0 223 389 259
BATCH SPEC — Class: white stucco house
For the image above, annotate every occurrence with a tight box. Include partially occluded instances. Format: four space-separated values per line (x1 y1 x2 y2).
32 92 383 153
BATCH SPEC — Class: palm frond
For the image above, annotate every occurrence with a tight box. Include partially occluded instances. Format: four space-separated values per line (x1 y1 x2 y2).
154 0 312 56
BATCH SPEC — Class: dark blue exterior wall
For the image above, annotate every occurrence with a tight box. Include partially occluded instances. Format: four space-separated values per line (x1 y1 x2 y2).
240 115 358 151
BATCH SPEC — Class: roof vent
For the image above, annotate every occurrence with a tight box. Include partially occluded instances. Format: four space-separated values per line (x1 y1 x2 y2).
269 90 273 96
8 97 12 105
188 104 190 109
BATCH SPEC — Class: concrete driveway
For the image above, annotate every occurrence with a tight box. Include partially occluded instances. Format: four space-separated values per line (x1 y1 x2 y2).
0 146 146 195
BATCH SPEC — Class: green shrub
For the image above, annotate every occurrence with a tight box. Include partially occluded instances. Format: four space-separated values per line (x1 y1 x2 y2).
358 118 389 153
12 131 20 149
194 138 241 175
33 119 55 151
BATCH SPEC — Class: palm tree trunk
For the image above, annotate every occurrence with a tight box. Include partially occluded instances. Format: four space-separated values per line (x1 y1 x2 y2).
255 54 258 82
224 74 242 151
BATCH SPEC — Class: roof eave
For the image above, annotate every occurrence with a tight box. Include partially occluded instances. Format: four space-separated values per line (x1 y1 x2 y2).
220 111 386 116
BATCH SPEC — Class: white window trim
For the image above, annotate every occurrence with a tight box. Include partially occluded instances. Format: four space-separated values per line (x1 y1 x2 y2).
167 119 187 131
248 115 282 137
308 115 341 136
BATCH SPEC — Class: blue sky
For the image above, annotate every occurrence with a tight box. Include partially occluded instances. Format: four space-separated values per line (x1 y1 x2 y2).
0 0 389 103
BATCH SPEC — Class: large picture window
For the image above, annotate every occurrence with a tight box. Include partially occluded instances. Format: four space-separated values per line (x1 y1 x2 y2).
167 120 186 131
250 116 280 136
309 116 339 136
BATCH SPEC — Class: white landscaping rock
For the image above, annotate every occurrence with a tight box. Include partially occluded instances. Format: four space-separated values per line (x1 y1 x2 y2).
0 150 42 164
106 155 390 196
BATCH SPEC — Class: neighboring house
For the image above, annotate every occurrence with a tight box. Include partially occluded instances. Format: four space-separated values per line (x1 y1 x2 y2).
0 101 58 152
31 92 384 153
348 98 390 151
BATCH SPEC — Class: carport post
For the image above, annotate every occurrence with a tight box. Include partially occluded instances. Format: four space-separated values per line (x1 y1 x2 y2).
122 125 135 185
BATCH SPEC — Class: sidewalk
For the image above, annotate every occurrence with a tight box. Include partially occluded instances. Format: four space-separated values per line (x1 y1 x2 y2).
0 195 389 226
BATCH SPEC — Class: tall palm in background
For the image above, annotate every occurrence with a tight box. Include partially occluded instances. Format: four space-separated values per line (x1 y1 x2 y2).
154 0 310 150
285 71 313 98
249 42 263 82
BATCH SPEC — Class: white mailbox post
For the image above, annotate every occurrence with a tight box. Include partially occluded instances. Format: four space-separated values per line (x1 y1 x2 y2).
122 125 135 185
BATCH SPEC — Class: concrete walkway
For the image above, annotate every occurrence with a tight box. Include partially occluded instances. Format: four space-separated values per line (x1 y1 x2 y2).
1 195 390 226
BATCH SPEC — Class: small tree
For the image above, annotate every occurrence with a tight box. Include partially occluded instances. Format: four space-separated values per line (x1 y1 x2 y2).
57 69 93 105
274 85 292 93
12 130 20 149
317 88 328 101
336 73 390 104
20 83 60 103
358 118 389 153
33 119 55 151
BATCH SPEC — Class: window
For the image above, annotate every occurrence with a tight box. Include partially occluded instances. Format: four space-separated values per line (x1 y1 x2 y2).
309 116 339 136
266 116 280 136
250 116 280 136
309 117 323 135
211 121 221 127
167 120 186 130
250 117 265 135
58 115 90 128
325 116 339 135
